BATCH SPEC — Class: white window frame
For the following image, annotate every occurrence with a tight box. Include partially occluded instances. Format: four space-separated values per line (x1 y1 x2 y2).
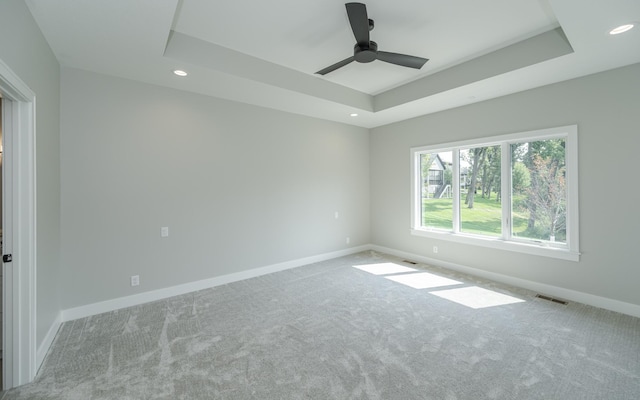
411 125 579 262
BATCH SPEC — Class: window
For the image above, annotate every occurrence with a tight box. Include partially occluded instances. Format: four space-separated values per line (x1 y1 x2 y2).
411 126 579 261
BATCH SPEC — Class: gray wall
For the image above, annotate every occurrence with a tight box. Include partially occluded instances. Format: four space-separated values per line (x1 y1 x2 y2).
371 63 640 306
60 68 370 309
0 0 62 345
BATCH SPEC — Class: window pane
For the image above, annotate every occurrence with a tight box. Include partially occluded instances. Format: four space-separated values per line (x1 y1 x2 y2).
459 146 501 237
420 152 453 230
511 139 566 243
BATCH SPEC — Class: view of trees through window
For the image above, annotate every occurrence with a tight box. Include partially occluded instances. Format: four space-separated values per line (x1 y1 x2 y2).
419 138 567 243
511 139 567 243
460 145 501 237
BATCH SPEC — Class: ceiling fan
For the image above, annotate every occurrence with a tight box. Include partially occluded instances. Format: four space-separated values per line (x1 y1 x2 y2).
316 2 429 75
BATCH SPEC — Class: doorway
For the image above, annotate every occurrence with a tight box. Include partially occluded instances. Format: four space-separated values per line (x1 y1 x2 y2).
0 58 37 390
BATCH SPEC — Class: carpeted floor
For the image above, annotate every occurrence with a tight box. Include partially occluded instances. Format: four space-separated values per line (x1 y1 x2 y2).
3 251 640 399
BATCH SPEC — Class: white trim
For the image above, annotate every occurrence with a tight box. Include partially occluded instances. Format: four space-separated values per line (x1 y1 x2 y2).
370 244 640 319
411 125 576 154
61 245 370 322
565 125 580 254
501 142 511 237
410 150 420 229
0 57 38 389
36 313 61 370
410 228 580 261
452 149 460 233
0 59 34 102
27 242 638 368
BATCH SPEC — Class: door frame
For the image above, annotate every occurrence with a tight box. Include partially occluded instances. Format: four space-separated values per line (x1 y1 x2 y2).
0 57 37 389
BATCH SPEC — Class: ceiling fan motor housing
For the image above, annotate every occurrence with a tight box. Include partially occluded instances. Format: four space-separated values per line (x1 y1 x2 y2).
354 41 378 63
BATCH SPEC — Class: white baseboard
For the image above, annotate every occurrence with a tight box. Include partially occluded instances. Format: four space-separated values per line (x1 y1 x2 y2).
36 312 62 371
38 242 640 379
60 245 370 323
59 243 640 323
371 244 640 319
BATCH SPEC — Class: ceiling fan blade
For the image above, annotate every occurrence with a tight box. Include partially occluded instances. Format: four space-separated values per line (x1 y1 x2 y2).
345 3 370 45
377 51 429 69
315 56 356 75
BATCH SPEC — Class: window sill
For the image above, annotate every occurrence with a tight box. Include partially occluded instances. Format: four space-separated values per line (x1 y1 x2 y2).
411 228 580 262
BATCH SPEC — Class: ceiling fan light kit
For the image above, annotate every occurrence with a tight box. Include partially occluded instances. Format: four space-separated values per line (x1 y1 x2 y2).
316 2 429 75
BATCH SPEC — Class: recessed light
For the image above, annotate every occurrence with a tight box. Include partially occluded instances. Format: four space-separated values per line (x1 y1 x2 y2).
609 23 634 35
350 113 358 117
173 69 188 77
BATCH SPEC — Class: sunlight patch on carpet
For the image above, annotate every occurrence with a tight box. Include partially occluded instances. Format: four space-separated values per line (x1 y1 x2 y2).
353 262 417 275
385 272 462 289
430 286 526 309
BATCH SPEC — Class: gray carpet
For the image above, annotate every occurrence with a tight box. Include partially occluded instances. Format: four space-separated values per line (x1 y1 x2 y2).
4 251 640 399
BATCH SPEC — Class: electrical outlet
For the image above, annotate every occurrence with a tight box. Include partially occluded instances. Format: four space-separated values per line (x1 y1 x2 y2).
131 275 140 287
433 246 438 254
346 237 350 244
334 211 339 219
161 227 169 237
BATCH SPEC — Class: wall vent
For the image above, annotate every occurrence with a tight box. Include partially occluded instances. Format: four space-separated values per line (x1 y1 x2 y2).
535 294 568 305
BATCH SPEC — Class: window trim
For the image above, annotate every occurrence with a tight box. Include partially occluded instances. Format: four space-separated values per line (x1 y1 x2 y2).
410 125 580 262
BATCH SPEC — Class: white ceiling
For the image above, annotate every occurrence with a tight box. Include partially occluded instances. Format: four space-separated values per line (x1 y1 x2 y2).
25 0 640 128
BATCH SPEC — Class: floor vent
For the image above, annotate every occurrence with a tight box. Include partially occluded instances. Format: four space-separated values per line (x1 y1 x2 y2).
403 260 418 265
535 294 568 305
